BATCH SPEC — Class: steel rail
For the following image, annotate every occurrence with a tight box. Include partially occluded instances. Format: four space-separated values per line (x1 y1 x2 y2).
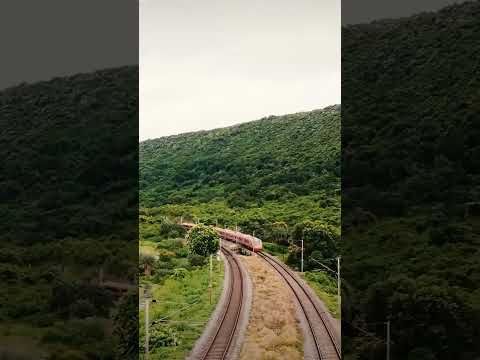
258 251 341 360
200 246 244 360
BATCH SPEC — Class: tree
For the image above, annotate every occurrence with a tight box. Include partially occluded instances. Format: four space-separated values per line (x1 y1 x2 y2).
271 221 289 245
139 254 156 276
291 220 339 270
186 224 220 257
186 224 220 303
113 292 138 359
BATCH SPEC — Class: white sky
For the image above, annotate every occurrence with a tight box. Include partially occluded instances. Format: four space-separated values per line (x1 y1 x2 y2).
140 0 341 140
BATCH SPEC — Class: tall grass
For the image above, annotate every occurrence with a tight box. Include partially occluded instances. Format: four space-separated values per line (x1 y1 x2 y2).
139 258 224 359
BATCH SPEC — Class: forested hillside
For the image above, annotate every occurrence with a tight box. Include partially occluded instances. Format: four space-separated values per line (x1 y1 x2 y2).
140 105 340 230
0 66 138 359
1 66 138 241
343 2 480 359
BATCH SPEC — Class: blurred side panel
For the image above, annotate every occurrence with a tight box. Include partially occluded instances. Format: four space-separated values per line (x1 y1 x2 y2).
0 1 139 359
342 0 480 359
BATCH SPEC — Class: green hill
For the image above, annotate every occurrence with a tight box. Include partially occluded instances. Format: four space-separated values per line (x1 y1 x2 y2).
0 66 138 359
343 1 480 359
140 105 341 233
1 66 138 242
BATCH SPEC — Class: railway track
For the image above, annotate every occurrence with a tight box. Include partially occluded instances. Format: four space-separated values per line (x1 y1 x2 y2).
200 246 244 360
257 251 341 360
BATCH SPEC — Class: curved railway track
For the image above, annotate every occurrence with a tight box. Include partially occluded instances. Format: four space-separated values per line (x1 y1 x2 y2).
200 246 244 360
257 251 341 360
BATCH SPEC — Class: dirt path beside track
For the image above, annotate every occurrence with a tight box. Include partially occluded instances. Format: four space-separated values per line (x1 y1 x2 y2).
238 254 303 360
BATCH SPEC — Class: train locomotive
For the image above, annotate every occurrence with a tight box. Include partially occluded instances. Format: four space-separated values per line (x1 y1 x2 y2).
182 223 263 252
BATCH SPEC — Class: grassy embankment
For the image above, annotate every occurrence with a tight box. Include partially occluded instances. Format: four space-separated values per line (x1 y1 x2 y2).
139 217 225 360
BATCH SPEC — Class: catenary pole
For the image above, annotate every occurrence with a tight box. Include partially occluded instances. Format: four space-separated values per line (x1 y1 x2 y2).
144 298 150 360
301 230 304 273
209 254 213 304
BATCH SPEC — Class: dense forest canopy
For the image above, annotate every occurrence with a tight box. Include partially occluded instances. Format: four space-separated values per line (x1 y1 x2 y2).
140 105 340 224
1 66 138 243
0 66 138 359
140 106 341 271
343 1 480 359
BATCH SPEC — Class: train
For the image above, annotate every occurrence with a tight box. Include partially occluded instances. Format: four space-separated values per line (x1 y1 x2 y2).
181 223 263 252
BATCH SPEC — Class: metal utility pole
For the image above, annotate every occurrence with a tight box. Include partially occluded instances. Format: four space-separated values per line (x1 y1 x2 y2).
209 254 213 304
386 320 391 360
301 239 304 273
145 299 150 360
301 231 304 273
144 288 151 360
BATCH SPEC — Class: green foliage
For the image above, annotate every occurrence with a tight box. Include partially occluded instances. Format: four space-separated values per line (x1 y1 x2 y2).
186 225 220 257
1 67 138 356
50 281 113 318
139 260 224 359
146 193 340 241
171 268 188 279
139 254 157 267
140 106 340 215
263 242 289 258
149 326 180 347
41 318 105 346
305 272 337 294
287 220 339 271
69 300 96 319
113 293 138 360
343 2 480 358
188 254 207 267
1 66 138 243
139 214 186 242
304 271 339 318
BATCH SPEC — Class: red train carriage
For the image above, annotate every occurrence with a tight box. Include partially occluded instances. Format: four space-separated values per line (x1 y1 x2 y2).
181 223 263 252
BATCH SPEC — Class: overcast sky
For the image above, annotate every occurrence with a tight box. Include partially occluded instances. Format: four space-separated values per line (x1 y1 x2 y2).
0 0 137 91
342 0 468 24
140 0 340 140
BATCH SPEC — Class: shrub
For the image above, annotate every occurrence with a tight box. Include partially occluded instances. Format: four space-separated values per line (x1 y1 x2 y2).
48 350 89 360
69 299 96 318
305 272 337 294
171 268 188 279
42 319 105 346
188 254 207 267
149 326 180 348
157 249 175 262
175 247 189 258
113 292 138 359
